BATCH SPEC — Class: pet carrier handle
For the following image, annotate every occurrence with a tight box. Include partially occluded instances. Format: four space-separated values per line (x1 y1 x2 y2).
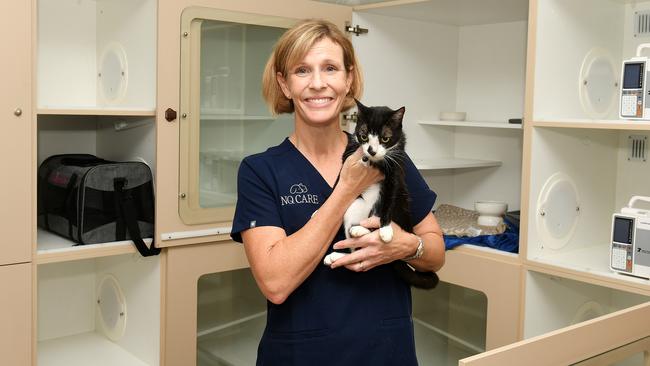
114 178 161 257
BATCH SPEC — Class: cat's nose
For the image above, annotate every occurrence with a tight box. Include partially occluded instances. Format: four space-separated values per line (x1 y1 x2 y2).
367 147 376 156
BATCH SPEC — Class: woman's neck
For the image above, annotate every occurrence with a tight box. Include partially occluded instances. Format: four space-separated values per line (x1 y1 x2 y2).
291 124 347 159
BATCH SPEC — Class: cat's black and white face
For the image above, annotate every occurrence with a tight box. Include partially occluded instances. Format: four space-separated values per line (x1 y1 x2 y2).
354 100 406 164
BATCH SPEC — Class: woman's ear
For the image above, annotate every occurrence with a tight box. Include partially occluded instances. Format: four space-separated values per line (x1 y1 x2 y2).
276 72 291 99
346 66 354 94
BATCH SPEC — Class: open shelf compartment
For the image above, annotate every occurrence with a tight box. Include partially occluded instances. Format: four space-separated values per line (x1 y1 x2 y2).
526 126 650 289
37 0 156 111
37 253 160 366
532 0 650 124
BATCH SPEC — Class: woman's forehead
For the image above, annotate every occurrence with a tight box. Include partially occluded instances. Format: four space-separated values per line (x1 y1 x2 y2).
289 37 344 66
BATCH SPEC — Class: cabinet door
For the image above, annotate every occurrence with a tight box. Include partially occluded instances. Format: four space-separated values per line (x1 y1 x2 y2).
156 0 352 247
0 0 32 265
459 302 650 366
0 263 32 366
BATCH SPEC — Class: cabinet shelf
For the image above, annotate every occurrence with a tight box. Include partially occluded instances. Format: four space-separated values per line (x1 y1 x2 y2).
37 108 156 117
533 119 650 131
36 228 152 264
38 332 150 366
529 244 650 293
413 157 502 170
419 120 522 129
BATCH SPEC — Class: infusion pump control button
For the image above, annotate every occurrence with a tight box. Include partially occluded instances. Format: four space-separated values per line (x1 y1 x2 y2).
612 243 633 272
622 91 642 117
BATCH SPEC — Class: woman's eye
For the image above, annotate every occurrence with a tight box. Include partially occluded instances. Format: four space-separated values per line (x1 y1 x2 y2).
325 65 337 73
359 134 368 142
381 136 390 143
294 67 309 76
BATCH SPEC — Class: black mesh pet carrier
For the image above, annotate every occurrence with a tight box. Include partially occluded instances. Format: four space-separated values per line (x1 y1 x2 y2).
38 154 160 256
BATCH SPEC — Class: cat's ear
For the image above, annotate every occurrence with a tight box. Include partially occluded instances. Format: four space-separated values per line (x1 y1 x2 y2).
390 106 406 128
354 99 367 113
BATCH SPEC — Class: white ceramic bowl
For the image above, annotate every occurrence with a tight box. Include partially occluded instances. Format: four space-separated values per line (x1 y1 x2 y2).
475 201 508 216
439 111 466 121
477 215 503 227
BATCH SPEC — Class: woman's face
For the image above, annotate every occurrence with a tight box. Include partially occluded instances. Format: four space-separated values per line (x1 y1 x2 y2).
277 37 353 127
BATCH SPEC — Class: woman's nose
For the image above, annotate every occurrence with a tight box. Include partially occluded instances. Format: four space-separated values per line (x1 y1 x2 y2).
309 71 326 89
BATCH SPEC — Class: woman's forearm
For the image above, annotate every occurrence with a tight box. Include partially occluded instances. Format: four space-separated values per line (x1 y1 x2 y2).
244 185 356 304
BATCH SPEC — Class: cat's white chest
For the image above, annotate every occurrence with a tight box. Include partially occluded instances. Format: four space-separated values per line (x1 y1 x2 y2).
343 183 381 236
361 183 381 205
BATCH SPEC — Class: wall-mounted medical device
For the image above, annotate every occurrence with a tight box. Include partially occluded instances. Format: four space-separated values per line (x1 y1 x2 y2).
610 196 650 279
620 44 650 119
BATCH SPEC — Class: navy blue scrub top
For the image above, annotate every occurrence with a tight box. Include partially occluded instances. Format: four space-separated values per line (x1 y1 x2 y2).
231 135 437 366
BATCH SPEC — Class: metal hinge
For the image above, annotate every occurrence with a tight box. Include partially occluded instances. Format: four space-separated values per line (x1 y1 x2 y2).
341 112 357 128
345 24 368 36
342 112 358 123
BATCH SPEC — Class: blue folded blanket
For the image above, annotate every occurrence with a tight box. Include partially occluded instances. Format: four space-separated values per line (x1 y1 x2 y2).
444 218 519 253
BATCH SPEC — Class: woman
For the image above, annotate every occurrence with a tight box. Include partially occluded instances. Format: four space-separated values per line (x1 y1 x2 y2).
230 19 445 365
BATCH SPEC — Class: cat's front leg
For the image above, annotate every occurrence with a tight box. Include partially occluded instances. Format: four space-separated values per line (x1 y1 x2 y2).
378 180 396 243
379 223 394 243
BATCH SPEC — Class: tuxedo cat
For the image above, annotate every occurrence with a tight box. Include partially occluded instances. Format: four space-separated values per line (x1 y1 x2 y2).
324 100 439 289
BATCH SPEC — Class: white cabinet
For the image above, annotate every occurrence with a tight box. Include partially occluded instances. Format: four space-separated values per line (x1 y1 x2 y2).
37 254 161 366
523 0 650 291
525 126 650 289
164 242 494 366
345 0 527 212
37 0 156 112
34 1 162 365
524 270 649 339
35 0 157 259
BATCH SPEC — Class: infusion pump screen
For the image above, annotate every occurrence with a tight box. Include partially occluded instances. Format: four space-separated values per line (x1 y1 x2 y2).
623 62 644 89
613 217 633 244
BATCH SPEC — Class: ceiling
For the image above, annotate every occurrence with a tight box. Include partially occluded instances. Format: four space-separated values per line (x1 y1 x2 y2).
313 0 529 26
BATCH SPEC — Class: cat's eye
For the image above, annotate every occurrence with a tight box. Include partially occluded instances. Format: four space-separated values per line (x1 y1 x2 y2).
381 136 390 143
359 134 368 142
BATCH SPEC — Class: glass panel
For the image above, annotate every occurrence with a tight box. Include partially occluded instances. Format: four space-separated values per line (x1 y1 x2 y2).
413 283 488 366
571 336 650 366
196 276 487 366
196 268 267 366
312 0 405 5
197 20 292 209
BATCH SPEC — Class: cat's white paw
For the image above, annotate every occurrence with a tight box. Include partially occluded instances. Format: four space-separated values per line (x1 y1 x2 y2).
323 252 347 266
349 225 371 238
379 225 394 243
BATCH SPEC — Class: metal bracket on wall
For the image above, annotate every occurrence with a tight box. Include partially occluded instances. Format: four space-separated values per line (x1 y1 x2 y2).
345 24 368 36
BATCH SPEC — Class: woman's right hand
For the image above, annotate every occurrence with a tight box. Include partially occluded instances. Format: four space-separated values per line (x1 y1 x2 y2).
338 149 383 196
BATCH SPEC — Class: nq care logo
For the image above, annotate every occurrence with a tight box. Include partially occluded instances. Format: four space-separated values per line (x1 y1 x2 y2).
281 183 319 206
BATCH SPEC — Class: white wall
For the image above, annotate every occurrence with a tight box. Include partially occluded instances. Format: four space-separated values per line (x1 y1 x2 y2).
456 21 527 123
452 21 527 210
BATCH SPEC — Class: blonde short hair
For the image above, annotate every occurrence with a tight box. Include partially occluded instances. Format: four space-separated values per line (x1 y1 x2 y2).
262 19 363 115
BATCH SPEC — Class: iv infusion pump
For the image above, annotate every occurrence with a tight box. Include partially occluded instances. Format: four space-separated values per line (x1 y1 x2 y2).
620 57 650 119
610 196 650 279
619 43 650 119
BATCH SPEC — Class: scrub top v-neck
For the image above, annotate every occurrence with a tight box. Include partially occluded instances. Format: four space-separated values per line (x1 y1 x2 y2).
231 136 437 366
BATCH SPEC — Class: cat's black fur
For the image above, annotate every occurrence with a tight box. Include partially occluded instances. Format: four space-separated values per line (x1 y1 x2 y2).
342 100 439 289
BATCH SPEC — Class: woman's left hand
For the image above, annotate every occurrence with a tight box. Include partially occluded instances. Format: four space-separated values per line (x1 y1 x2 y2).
329 217 416 272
